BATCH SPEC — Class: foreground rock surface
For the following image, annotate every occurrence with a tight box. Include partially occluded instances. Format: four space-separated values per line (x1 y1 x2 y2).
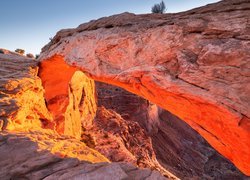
0 52 52 131
0 130 166 180
40 0 250 174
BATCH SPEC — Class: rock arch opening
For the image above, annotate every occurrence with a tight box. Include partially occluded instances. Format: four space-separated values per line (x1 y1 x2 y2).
39 54 249 175
39 56 96 138
38 0 250 175
95 81 246 178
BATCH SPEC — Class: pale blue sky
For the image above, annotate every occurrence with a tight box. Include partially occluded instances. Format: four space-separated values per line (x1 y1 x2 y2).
0 0 220 55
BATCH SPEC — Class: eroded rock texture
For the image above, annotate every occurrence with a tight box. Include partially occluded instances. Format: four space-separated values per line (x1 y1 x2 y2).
0 130 165 180
0 52 52 131
96 82 160 134
0 51 96 139
96 82 248 179
81 106 176 178
39 57 97 139
40 0 250 174
0 51 167 179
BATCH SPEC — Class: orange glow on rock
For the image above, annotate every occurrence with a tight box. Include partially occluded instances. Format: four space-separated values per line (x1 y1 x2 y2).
39 55 77 134
1 129 109 164
39 55 97 139
1 57 53 132
39 55 250 175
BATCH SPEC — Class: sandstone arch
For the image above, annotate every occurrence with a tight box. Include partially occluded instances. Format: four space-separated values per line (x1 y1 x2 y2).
39 0 250 175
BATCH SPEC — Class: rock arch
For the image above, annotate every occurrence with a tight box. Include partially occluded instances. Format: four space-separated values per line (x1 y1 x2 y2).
39 0 250 175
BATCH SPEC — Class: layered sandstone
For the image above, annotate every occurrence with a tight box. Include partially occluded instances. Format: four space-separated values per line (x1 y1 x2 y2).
81 106 177 178
0 51 167 179
0 51 96 139
96 82 160 134
0 51 52 131
40 0 250 174
96 82 247 179
0 130 165 180
39 57 97 139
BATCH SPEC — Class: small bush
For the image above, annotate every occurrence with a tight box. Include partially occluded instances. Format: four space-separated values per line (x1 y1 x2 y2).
26 53 35 58
15 48 25 55
151 1 166 14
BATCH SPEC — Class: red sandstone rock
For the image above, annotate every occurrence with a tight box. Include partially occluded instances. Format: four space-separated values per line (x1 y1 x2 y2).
96 82 160 134
0 130 165 180
0 52 52 131
0 51 167 179
39 57 97 138
96 82 247 179
82 106 177 178
40 0 250 174
0 51 96 139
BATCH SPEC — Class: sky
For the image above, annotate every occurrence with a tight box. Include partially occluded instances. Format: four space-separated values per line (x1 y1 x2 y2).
0 0 220 55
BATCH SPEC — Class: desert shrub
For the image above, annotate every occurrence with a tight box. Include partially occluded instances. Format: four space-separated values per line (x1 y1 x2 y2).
35 54 40 59
15 48 25 55
151 1 166 14
26 53 35 58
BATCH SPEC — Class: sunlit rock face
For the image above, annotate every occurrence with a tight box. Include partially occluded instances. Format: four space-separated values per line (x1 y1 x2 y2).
0 50 97 139
0 51 167 179
40 0 250 174
39 56 97 138
0 52 52 131
0 130 164 180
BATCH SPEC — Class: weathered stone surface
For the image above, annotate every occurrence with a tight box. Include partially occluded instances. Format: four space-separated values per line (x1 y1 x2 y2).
39 57 97 139
66 71 97 137
0 52 52 131
0 129 108 179
0 130 165 180
0 51 97 139
96 82 248 179
81 106 177 179
0 50 168 179
40 0 250 174
96 82 160 134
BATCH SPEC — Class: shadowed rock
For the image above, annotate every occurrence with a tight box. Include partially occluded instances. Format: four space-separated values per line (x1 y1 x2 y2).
95 82 248 179
0 130 166 180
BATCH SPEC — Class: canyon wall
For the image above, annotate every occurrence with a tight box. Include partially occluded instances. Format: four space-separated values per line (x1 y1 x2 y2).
96 82 247 179
39 0 250 175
